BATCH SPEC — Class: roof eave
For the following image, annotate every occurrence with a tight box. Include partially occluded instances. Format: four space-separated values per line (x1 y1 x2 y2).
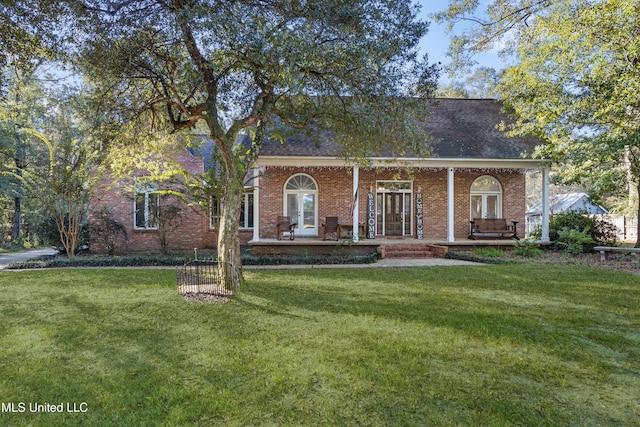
256 156 546 169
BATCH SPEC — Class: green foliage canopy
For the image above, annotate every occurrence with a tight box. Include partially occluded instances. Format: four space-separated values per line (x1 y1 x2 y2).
63 0 440 278
70 0 439 158
498 0 640 193
437 0 639 243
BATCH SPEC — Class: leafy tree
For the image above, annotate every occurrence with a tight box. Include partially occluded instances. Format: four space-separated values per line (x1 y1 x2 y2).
0 59 50 243
1 1 77 245
433 0 555 77
64 0 439 285
437 67 501 98
15 82 102 256
0 0 59 85
48 134 97 257
436 0 640 245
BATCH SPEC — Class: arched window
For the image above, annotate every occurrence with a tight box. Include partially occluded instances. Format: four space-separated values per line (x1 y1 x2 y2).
284 174 318 236
470 175 502 219
285 174 317 191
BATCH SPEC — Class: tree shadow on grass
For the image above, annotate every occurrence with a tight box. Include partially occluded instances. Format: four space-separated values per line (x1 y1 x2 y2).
239 266 639 364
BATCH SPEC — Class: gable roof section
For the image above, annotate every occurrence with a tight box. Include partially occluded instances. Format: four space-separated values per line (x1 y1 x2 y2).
258 98 543 160
527 192 608 216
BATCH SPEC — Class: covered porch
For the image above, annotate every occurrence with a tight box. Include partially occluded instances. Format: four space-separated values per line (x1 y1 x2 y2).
249 159 552 251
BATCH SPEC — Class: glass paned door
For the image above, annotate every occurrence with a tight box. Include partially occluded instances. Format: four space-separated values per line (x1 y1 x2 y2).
376 181 413 237
471 194 499 219
286 193 317 235
286 193 299 225
471 195 482 219
385 193 403 236
486 195 499 218
379 192 412 236
470 175 502 219
303 194 316 229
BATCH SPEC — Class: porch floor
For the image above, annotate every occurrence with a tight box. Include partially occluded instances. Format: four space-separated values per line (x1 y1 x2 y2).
249 237 522 247
249 237 531 257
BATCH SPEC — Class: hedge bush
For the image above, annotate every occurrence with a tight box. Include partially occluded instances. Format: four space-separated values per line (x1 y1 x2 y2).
530 210 618 252
6 252 379 270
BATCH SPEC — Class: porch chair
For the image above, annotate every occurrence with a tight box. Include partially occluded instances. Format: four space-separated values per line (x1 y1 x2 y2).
276 216 296 240
322 216 339 241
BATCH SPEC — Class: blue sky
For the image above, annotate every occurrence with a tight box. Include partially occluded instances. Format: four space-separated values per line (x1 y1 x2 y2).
417 1 505 84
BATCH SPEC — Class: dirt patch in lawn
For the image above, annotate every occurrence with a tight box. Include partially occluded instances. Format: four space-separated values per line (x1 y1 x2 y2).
181 292 232 303
179 285 234 303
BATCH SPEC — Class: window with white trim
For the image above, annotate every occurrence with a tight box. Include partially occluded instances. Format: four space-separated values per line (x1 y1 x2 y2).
210 194 221 230
209 190 254 229
134 190 159 230
470 175 502 219
239 192 254 229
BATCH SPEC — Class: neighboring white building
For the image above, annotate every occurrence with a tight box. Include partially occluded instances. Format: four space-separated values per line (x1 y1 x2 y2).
526 192 608 235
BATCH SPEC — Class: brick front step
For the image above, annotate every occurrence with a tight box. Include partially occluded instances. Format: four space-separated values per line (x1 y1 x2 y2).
377 244 448 259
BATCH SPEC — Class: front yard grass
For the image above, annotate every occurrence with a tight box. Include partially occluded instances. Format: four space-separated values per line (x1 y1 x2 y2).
0 265 638 426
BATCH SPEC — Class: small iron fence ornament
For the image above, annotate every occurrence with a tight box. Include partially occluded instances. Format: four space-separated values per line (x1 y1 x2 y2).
177 260 240 296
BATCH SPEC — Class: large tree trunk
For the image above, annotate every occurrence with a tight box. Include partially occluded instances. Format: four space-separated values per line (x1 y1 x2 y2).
12 196 21 241
635 180 640 248
11 155 24 242
217 162 245 289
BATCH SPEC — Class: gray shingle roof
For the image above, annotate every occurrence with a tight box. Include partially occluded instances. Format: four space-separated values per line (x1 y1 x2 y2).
258 98 543 160
526 192 608 216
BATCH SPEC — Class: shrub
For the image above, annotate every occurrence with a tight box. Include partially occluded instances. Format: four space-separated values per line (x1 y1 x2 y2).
530 210 618 251
513 238 542 257
90 207 128 256
473 248 506 258
445 251 513 264
556 227 595 255
6 252 380 270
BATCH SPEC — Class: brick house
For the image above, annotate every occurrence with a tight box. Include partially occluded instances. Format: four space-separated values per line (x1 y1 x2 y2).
89 99 551 254
251 99 550 246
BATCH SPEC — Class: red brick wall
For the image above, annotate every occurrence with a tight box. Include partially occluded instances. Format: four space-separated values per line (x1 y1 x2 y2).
258 168 357 239
259 166 526 240
89 149 219 253
91 158 526 252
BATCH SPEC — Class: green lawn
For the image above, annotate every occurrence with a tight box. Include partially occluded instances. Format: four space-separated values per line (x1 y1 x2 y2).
0 266 638 426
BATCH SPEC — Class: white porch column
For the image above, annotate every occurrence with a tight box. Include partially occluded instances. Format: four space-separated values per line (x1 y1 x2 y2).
352 165 360 242
540 166 550 242
252 166 260 242
447 167 455 242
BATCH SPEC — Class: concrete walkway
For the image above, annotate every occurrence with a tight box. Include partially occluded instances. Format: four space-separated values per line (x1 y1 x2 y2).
0 248 58 270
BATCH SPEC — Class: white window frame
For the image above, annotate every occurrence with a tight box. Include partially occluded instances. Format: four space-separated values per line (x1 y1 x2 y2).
134 189 159 230
470 175 503 219
239 191 254 229
209 189 254 230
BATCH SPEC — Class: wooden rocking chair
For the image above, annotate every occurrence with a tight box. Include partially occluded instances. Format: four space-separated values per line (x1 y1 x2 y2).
322 216 339 241
276 216 296 240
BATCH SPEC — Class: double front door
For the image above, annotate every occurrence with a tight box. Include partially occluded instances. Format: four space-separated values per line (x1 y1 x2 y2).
284 174 318 236
286 192 317 236
377 191 412 236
